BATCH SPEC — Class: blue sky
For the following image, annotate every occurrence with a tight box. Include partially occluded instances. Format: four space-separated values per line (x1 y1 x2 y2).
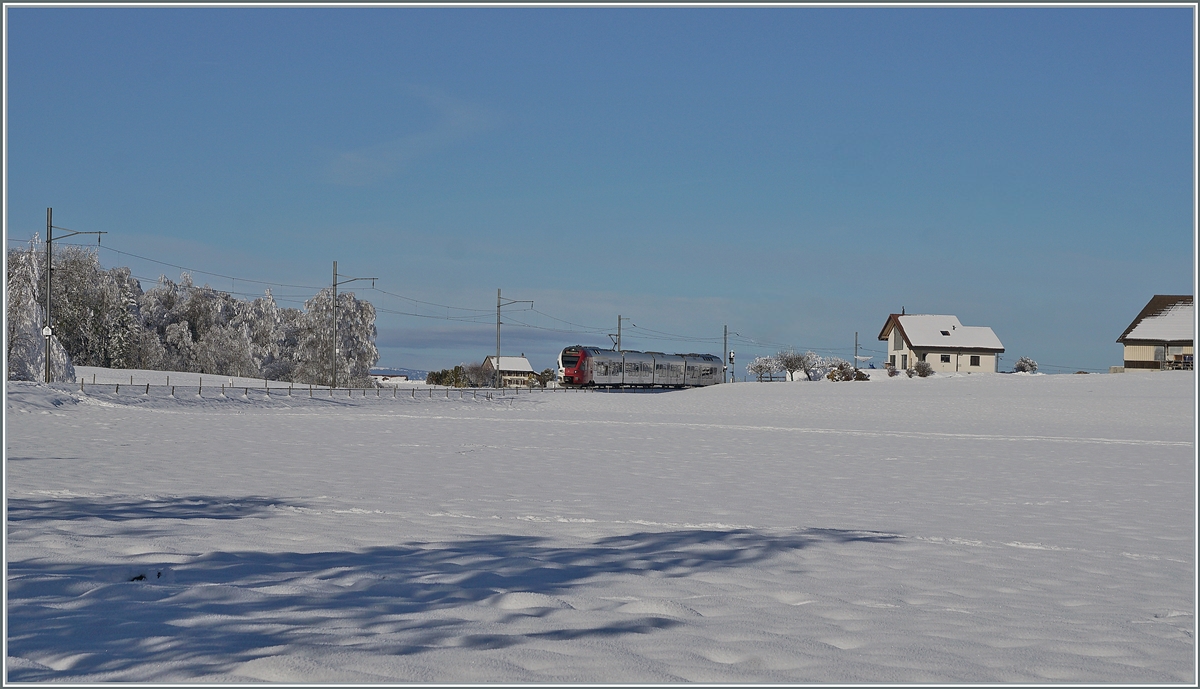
5 6 1194 374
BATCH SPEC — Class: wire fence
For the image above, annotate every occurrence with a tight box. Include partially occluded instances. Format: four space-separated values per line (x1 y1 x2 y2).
66 380 702 401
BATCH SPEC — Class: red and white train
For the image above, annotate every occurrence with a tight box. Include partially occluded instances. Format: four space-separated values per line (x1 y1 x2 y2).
558 346 723 388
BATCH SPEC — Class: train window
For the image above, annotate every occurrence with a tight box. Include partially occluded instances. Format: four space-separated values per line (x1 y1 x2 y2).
562 352 580 368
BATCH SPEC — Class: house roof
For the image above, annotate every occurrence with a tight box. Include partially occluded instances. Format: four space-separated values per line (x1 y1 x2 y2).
878 314 1005 352
483 356 535 373
1117 295 1194 343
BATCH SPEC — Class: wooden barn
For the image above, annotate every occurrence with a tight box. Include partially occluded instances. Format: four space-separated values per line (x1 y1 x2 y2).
1116 295 1193 371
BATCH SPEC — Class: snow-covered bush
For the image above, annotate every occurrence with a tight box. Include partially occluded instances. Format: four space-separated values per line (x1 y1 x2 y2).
913 360 934 377
825 358 868 382
1013 356 1038 373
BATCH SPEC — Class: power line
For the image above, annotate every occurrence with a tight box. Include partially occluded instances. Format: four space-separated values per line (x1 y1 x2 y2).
18 235 890 358
126 273 312 306
369 285 491 313
528 308 610 333
502 313 610 336
24 238 327 292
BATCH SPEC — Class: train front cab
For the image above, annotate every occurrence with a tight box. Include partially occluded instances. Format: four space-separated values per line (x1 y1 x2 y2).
558 345 594 386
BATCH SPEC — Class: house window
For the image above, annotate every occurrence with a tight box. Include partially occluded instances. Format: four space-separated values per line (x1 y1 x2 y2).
940 354 951 363
940 330 950 336
901 354 908 369
970 355 980 367
889 355 895 367
893 329 904 351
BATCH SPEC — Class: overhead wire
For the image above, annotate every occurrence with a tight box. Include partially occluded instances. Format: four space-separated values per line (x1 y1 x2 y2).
14 235 928 361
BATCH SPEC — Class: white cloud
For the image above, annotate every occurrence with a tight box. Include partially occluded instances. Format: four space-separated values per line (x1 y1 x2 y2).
327 87 493 186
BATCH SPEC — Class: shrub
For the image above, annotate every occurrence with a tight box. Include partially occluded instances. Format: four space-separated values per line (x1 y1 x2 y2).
913 360 934 377
1013 356 1038 373
826 360 868 382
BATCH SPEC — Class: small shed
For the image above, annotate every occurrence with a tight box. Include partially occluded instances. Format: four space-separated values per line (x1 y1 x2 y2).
878 314 1005 373
482 355 537 387
1116 295 1193 371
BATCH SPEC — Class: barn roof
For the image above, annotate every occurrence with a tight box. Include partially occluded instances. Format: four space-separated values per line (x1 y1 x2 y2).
482 356 535 373
878 314 1005 352
1117 295 1194 343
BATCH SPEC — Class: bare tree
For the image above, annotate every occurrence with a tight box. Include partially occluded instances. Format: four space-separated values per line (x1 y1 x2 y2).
746 356 779 382
776 349 805 381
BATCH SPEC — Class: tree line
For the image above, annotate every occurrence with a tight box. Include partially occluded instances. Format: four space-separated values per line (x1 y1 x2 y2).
745 350 868 382
425 362 556 387
6 236 378 386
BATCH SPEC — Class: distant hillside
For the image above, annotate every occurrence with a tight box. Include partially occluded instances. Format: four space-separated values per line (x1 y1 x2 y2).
370 367 429 380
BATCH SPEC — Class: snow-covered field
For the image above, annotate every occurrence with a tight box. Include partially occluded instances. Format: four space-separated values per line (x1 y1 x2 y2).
5 369 1195 682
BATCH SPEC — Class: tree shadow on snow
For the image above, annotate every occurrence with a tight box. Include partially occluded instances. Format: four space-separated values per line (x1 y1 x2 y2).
6 495 291 523
6 495 902 681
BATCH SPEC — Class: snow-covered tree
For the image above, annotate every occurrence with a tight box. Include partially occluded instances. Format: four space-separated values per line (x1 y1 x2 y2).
8 247 379 383
293 288 378 387
6 235 75 382
163 321 197 372
746 355 780 382
101 267 144 369
261 306 303 381
776 350 804 381
1013 356 1038 374
778 349 826 381
466 361 489 387
234 290 283 372
202 324 256 376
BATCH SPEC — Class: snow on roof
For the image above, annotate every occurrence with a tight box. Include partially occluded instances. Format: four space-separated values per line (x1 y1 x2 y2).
484 356 535 373
888 314 1005 351
1118 295 1194 343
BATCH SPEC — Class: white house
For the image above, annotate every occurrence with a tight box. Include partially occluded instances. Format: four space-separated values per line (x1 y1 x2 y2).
370 374 409 387
481 355 537 387
878 313 1005 373
1116 295 1193 371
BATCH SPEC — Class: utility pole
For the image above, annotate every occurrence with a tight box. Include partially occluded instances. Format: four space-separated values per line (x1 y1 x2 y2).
723 325 728 383
43 208 106 383
496 289 501 389
854 332 859 373
495 289 533 388
332 261 336 388
609 315 630 352
331 261 376 389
